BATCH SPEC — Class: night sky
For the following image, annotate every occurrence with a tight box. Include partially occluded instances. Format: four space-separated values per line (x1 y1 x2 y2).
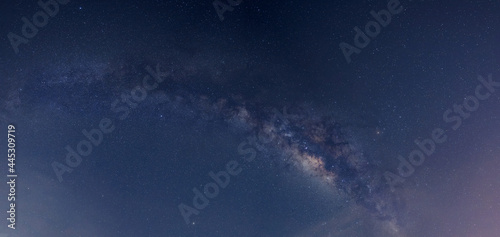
0 0 499 236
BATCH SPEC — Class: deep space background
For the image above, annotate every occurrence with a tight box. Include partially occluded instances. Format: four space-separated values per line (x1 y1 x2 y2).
0 0 499 236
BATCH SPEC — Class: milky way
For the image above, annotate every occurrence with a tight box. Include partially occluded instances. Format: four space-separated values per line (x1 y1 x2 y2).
1 0 499 236
2 56 409 235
